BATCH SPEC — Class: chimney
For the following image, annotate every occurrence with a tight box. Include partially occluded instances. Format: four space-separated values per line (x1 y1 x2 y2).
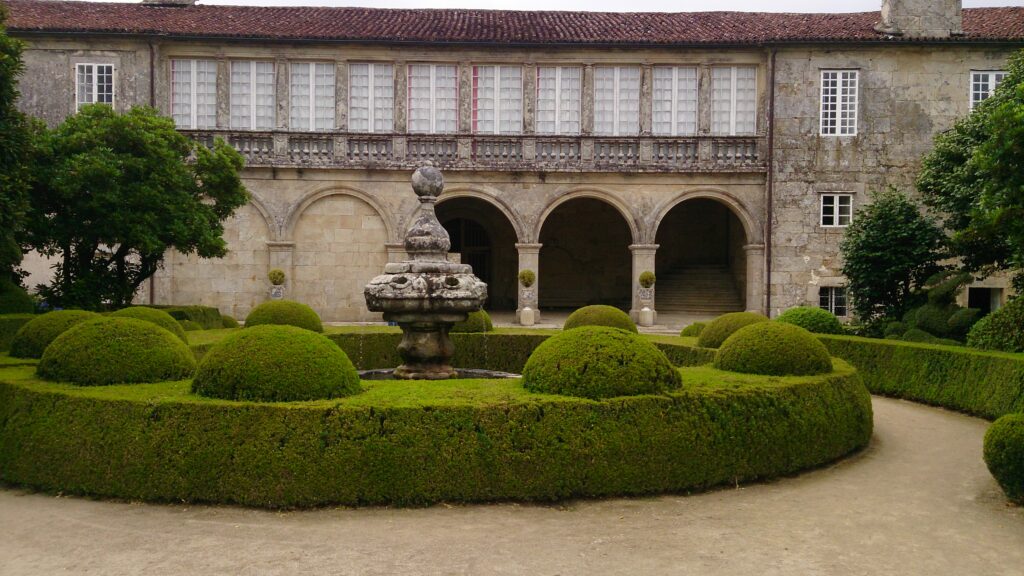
875 0 964 38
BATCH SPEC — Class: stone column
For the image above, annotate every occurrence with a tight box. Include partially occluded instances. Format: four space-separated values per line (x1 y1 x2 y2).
698 64 712 135
523 63 536 135
458 61 472 134
581 64 594 136
335 60 348 131
275 57 289 130
744 243 766 315
515 243 542 323
629 244 658 324
216 58 230 129
394 61 407 133
639 64 653 136
266 241 296 295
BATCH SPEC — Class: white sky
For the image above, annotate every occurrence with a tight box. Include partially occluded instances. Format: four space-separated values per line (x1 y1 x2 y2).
89 0 1024 13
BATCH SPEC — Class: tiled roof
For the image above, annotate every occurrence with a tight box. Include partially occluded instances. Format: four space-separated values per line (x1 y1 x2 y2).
4 0 1024 46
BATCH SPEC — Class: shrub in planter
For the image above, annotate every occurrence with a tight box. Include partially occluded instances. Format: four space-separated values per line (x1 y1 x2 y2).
38 318 196 386
268 269 286 286
518 269 536 288
984 413 1024 504
563 305 637 333
192 325 360 402
776 306 844 335
697 311 769 348
715 322 832 376
9 310 101 358
451 310 494 333
0 281 34 314
680 322 706 337
968 297 1024 353
638 271 656 289
179 320 203 331
245 300 323 333
110 306 188 343
523 326 681 399
221 314 240 329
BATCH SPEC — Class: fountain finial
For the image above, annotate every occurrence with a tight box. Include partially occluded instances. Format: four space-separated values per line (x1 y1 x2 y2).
403 164 451 258
410 164 444 199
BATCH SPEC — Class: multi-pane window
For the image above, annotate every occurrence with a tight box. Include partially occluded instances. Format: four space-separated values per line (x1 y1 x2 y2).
472 65 523 135
408 64 458 134
289 62 335 132
711 66 757 135
594 66 641 136
652 66 698 136
230 61 275 130
75 63 114 111
170 59 217 129
820 286 848 317
971 70 1008 109
820 70 859 136
536 66 581 135
821 194 853 227
350 63 394 133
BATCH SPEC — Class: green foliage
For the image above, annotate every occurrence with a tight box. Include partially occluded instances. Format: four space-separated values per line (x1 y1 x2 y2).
696 311 769 348
23 105 248 309
984 414 1024 504
179 320 203 332
563 305 637 333
925 271 972 306
0 313 33 351
967 297 1024 352
0 280 33 313
245 300 323 332
110 306 187 343
267 268 286 286
518 269 535 288
901 327 939 343
9 310 100 358
523 326 681 399
638 270 656 289
147 305 223 329
37 317 196 386
450 310 494 333
840 188 946 323
715 322 833 376
191 325 360 402
776 306 844 334
883 321 908 338
680 322 706 337
947 308 981 341
911 303 958 338
220 314 240 329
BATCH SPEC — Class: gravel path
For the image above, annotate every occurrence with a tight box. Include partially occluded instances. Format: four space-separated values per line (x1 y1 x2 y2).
1 396 1021 576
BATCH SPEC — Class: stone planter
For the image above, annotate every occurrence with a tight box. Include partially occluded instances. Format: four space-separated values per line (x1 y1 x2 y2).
269 285 285 300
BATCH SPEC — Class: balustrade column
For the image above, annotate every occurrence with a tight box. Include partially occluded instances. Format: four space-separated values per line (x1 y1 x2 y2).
515 243 542 323
744 243 766 315
629 244 658 325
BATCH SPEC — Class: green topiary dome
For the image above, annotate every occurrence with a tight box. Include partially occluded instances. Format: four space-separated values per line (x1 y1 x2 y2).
968 297 1024 353
523 326 681 399
110 306 188 343
179 319 203 331
563 305 637 333
775 306 844 334
696 311 769 348
9 310 102 358
714 321 833 376
221 314 240 329
244 300 323 332
38 317 196 386
984 413 1024 504
191 324 360 402
450 309 494 333
0 281 34 314
680 322 706 337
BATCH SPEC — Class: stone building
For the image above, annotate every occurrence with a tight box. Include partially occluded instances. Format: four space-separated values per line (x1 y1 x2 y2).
5 0 1023 323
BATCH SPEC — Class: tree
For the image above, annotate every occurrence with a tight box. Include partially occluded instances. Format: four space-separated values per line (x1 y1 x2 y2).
25 105 248 309
917 49 1024 290
840 188 946 324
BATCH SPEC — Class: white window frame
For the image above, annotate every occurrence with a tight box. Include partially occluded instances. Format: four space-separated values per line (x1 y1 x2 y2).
349 62 394 134
820 193 853 228
289 62 336 132
970 70 1008 110
652 65 698 137
820 70 859 136
819 286 849 317
536 66 581 136
407 63 458 134
593 65 641 137
75 63 114 111
711 66 757 136
170 59 217 130
472 65 523 135
229 60 276 131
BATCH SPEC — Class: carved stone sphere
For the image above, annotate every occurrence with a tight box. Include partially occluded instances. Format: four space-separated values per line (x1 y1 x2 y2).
411 165 444 198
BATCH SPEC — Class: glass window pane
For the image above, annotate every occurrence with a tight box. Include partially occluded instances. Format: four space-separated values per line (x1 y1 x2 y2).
349 63 370 132
290 62 311 131
230 61 252 129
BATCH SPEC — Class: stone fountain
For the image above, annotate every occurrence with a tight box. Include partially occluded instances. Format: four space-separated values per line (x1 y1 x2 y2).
363 165 489 379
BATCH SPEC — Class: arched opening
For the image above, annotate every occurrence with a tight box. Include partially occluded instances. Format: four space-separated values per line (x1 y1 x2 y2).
655 198 748 317
436 197 518 310
538 197 632 311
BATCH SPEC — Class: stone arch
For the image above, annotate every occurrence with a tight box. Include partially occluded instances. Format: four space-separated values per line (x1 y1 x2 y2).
534 188 641 245
284 185 398 244
245 192 278 241
650 188 763 245
438 186 529 244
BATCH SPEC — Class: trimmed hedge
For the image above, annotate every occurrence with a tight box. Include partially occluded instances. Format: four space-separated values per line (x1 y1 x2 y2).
9 310 102 358
716 322 832 376
0 314 35 352
144 305 223 330
451 310 494 333
776 307 843 335
563 305 637 333
968 297 1024 353
221 314 240 329
38 318 196 386
680 322 706 337
523 326 681 399
697 312 769 348
0 281 34 314
111 307 188 343
179 320 203 332
245 300 323 333
984 414 1024 504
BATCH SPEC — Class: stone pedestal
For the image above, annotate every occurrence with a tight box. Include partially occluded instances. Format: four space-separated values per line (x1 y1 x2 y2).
516 243 542 323
629 244 659 322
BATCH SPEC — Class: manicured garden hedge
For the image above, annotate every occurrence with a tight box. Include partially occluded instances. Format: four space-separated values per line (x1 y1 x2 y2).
0 314 34 352
144 305 223 330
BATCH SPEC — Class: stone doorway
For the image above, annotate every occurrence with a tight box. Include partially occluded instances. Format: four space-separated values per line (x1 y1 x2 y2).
436 197 518 310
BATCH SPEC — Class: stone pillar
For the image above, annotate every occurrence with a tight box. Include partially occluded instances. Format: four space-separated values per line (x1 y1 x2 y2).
515 243 542 323
581 64 594 136
698 64 712 135
216 58 230 129
275 57 289 130
629 244 658 324
639 64 653 136
458 61 472 134
266 241 296 296
744 243 766 315
523 63 536 135
335 60 348 131
394 60 407 133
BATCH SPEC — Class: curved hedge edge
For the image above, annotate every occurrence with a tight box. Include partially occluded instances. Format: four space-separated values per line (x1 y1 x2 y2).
818 334 1024 420
0 314 35 352
0 364 872 509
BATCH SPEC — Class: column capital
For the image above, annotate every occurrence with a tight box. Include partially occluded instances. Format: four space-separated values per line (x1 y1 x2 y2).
743 243 766 253
515 243 543 254
629 243 659 254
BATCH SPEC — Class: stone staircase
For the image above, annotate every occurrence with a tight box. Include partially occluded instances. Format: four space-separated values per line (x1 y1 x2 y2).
656 265 744 315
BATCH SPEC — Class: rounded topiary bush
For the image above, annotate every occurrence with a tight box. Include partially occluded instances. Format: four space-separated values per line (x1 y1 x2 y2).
110 306 188 343
0 281 34 314
38 317 196 386
451 310 493 333
221 314 240 329
715 322 832 376
179 319 203 331
192 324 360 402
968 297 1024 353
563 305 637 333
680 322 706 337
9 310 102 358
245 300 323 332
696 311 769 348
522 326 681 400
984 413 1024 504
776 306 843 335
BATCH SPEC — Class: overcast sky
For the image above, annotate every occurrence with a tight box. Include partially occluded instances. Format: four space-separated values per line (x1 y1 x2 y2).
86 0 1024 12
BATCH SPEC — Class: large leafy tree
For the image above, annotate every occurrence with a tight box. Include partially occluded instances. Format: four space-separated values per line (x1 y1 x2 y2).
840 188 946 324
25 105 248 309
917 49 1024 290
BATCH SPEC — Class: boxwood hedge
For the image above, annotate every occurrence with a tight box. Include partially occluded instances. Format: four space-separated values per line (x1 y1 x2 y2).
0 314 35 352
984 414 1024 504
